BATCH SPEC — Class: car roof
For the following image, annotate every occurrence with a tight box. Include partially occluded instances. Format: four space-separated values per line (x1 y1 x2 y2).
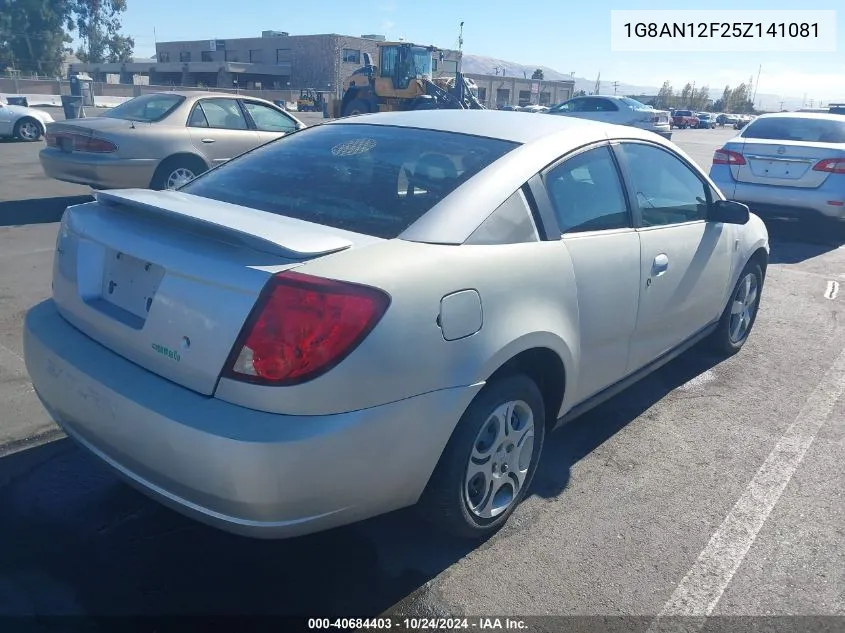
756 111 844 122
325 108 663 144
148 90 266 101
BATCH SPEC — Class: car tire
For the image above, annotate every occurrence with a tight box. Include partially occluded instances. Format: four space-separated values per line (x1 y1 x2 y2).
14 117 43 142
417 374 546 540
150 155 207 191
709 260 764 356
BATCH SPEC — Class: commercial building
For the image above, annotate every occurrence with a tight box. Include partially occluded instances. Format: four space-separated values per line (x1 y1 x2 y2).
70 31 462 98
465 74 574 108
66 30 574 108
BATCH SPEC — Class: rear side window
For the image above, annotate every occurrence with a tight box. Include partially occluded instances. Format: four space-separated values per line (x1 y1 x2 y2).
182 124 518 239
742 117 845 143
101 93 184 122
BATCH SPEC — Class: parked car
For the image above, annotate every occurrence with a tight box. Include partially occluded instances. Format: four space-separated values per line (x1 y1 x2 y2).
734 115 754 130
521 104 550 113
696 113 716 129
24 110 769 541
671 110 699 129
0 95 55 141
709 112 845 222
828 103 845 115
39 91 306 191
547 95 671 139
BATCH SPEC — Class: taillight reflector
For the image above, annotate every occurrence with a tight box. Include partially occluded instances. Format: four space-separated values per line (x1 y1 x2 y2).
223 271 391 386
812 158 845 174
47 132 117 153
713 149 746 165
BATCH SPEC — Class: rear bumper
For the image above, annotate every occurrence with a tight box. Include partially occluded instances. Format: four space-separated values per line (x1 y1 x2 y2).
40 148 158 189
23 299 480 539
710 167 845 220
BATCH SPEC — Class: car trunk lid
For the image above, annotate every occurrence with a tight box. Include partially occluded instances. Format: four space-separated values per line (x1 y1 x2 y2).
51 189 377 395
731 139 845 188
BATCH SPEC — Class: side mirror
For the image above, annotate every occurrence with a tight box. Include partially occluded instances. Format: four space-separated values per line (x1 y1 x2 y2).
709 199 750 225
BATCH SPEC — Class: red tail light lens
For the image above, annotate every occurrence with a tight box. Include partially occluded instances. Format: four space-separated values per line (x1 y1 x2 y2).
223 271 391 386
46 132 117 153
713 149 746 165
75 135 118 153
813 158 845 174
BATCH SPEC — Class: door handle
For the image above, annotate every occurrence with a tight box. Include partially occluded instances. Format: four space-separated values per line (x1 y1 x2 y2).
200 138 216 144
652 253 669 276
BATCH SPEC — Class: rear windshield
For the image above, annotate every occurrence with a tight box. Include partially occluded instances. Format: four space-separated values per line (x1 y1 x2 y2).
741 117 845 143
102 93 185 122
181 123 519 239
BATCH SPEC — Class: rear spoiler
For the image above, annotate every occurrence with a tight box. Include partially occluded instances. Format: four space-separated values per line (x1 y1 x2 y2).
94 189 353 260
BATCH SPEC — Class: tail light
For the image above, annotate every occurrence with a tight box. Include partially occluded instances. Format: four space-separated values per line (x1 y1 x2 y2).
223 271 391 386
812 158 845 174
47 132 117 153
713 149 746 165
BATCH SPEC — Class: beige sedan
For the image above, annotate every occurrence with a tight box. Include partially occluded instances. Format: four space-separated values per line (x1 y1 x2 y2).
39 91 306 190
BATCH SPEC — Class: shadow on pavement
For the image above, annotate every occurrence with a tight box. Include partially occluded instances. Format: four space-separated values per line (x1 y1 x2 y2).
0 348 723 619
762 217 845 264
0 195 92 228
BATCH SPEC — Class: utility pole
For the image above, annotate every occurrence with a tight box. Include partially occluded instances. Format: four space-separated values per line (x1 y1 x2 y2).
612 81 619 95
779 99 785 111
752 64 761 106
458 21 464 52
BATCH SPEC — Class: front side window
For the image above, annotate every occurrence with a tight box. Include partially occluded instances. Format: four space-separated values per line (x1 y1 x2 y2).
182 124 518 239
618 143 709 226
242 101 297 133
544 145 630 234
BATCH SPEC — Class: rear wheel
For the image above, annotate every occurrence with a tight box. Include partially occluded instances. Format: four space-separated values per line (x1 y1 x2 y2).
710 260 764 355
342 99 371 117
14 118 42 142
417 374 546 540
150 155 207 191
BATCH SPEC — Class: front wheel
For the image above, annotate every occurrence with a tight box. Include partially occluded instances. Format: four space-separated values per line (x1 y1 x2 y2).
417 374 546 540
709 260 764 355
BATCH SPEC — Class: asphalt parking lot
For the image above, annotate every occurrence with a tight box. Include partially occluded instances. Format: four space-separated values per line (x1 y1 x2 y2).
0 114 843 627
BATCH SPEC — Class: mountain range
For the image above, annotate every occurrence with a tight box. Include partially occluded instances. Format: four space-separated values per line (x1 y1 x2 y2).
460 53 829 112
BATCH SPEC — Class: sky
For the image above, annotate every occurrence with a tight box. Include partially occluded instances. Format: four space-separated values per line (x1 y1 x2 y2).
118 0 844 102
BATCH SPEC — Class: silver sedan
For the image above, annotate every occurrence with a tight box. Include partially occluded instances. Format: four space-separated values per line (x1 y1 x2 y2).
39 90 305 190
0 95 55 141
24 110 769 540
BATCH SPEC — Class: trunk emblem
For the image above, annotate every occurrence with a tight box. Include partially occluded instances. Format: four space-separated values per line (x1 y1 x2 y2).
777 146 786 155
151 343 181 362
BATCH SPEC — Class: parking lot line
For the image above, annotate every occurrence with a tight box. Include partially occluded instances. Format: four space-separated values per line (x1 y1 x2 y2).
0 340 25 369
649 344 845 625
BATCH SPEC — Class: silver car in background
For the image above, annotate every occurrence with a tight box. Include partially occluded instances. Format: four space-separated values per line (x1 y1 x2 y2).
547 95 672 139
39 91 305 190
24 111 767 541
709 112 845 222
0 95 55 141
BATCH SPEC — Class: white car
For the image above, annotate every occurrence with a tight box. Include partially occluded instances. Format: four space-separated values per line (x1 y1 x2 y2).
0 95 55 141
548 95 672 140
24 111 768 540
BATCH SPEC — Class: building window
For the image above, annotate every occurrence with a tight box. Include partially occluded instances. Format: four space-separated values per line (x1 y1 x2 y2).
496 88 510 104
432 58 438 71
518 90 531 105
477 87 487 102
179 51 191 62
539 91 550 105
201 51 213 62
158 51 170 63
224 50 241 62
249 49 263 63
276 48 291 64
342 48 361 64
